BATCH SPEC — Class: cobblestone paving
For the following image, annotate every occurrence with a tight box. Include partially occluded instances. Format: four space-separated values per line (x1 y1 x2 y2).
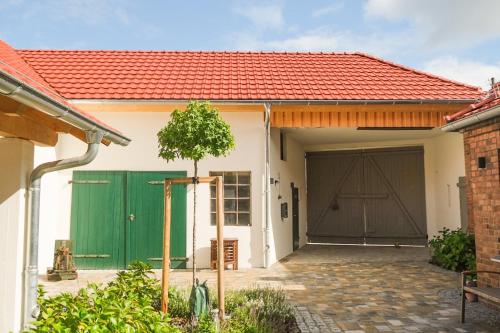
41 245 499 332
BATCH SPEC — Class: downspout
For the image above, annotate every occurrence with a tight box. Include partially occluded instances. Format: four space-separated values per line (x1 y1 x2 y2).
264 103 272 268
23 130 104 328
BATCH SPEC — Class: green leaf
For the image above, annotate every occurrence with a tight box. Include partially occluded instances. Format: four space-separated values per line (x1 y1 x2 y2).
157 101 235 163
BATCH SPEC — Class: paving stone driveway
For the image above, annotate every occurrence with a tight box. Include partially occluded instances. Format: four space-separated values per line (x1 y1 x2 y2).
273 245 496 333
41 245 499 332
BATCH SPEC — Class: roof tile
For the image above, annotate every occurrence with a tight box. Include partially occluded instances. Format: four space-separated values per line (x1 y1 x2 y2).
16 49 481 101
446 83 500 122
0 40 121 135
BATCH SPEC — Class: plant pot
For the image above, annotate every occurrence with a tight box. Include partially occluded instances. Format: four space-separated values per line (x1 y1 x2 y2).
465 280 478 302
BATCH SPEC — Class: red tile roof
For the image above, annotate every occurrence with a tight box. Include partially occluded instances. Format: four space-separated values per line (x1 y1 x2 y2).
0 40 64 103
445 83 500 122
16 49 482 101
0 40 124 137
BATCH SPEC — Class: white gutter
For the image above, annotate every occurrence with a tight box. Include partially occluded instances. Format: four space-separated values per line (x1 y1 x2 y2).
70 98 476 106
264 103 272 268
442 104 500 132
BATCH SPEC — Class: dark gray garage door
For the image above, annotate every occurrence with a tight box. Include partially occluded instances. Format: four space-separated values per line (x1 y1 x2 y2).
306 146 427 245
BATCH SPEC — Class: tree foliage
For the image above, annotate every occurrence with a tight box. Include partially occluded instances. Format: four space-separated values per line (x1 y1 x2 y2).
157 101 235 163
157 101 235 297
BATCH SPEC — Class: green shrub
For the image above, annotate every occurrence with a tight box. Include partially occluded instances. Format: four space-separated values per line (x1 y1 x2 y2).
25 262 179 333
223 290 247 314
429 228 476 272
26 262 297 332
222 306 259 333
243 288 295 332
167 287 190 319
192 314 217 333
220 288 295 333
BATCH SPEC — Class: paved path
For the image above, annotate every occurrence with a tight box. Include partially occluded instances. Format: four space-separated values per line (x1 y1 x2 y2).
41 245 499 332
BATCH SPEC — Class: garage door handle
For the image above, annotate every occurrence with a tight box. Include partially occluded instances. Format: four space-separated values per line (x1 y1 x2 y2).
128 214 136 221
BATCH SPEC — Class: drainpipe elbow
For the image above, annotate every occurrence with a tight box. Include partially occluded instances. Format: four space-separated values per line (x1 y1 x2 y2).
23 130 104 329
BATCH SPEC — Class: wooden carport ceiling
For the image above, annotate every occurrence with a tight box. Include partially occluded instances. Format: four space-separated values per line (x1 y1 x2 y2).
270 103 468 128
0 95 109 146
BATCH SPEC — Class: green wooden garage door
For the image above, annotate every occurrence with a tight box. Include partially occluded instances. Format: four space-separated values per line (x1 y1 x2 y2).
70 171 187 269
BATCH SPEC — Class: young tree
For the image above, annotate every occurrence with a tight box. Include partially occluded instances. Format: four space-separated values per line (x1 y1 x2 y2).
157 101 235 285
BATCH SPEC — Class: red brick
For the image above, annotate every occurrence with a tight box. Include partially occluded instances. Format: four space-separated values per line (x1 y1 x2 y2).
463 117 500 290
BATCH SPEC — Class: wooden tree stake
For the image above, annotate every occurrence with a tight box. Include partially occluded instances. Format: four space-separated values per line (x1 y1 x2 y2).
160 176 225 320
161 181 172 313
216 175 225 319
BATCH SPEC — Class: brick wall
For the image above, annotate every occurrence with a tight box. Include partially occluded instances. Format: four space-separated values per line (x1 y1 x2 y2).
463 116 500 287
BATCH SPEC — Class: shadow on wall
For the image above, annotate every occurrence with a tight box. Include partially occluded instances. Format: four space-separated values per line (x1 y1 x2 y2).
191 246 211 270
0 139 26 205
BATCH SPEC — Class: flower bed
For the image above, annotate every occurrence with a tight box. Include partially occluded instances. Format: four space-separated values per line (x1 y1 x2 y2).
25 262 298 333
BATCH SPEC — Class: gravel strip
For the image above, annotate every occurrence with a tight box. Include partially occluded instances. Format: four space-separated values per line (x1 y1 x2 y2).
438 288 500 328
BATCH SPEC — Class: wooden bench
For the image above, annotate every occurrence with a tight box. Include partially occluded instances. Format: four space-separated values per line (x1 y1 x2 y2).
461 270 500 323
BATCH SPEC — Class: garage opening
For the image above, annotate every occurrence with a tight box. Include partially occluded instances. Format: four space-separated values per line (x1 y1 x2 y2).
306 146 427 246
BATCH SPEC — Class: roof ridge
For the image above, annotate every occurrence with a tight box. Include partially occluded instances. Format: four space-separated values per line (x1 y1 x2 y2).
354 52 483 93
17 48 357 55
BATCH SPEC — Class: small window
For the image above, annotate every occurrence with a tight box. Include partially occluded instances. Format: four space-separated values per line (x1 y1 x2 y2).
280 129 287 161
210 171 251 226
478 157 487 169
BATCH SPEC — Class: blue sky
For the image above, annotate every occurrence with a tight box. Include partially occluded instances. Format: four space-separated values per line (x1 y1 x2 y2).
1 0 499 89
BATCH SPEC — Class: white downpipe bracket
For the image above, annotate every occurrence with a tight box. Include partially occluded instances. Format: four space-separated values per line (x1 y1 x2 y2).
264 103 272 268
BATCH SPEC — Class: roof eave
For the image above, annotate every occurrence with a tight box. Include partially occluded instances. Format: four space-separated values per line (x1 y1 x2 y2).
0 71 131 146
69 98 478 105
442 104 500 132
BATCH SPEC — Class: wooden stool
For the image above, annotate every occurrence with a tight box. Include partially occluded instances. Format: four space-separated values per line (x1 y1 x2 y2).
210 238 238 270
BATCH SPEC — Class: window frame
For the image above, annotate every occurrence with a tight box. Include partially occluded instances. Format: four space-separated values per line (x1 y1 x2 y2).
209 171 252 226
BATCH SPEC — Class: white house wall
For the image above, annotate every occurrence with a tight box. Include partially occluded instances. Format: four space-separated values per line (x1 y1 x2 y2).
0 138 34 333
424 133 466 237
304 132 466 241
36 110 466 273
37 111 266 270
269 129 307 264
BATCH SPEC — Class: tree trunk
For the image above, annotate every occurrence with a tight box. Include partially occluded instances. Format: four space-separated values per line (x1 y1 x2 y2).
192 160 198 286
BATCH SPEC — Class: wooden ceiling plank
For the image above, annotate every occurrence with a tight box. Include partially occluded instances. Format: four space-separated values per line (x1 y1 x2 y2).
0 111 58 146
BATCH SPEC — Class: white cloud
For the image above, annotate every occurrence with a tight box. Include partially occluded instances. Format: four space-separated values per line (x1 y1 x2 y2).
423 56 500 90
312 3 344 17
235 4 284 31
364 0 500 49
232 27 407 55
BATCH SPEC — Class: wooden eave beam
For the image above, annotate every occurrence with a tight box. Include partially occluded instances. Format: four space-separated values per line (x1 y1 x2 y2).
0 109 58 146
0 95 111 145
